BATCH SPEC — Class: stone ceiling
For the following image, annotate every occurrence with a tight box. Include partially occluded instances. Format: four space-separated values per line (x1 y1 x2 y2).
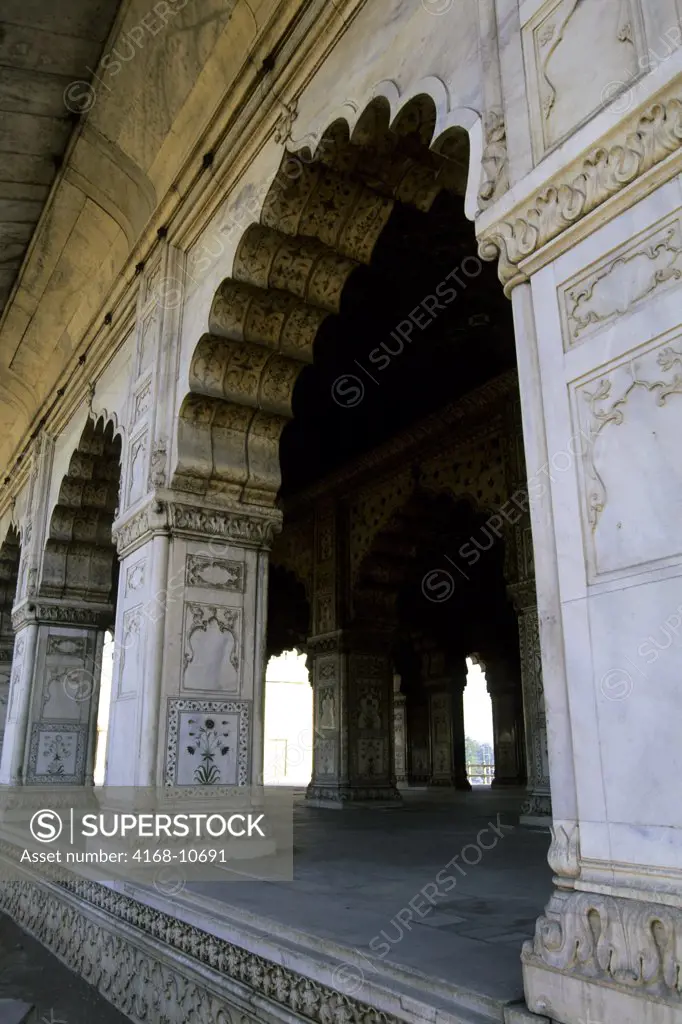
0 0 122 316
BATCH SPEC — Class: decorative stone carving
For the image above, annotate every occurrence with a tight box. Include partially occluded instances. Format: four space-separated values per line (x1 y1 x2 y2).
119 606 142 693
576 337 682 574
125 559 146 595
523 0 645 158
547 821 580 880
318 689 336 729
148 439 167 490
166 698 249 786
559 215 682 347
0 876 405 1024
40 667 88 719
185 554 245 592
138 307 158 375
169 504 280 548
209 279 325 362
182 603 241 692
127 432 147 506
112 507 151 556
46 636 87 658
27 723 85 783
12 604 112 631
273 99 298 144
512 596 551 820
133 377 152 421
522 888 682 1005
478 108 509 207
479 89 682 294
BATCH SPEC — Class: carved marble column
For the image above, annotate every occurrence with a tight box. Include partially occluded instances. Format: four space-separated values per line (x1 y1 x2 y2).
406 692 430 785
450 660 472 792
485 658 526 788
423 650 470 791
0 602 111 786
107 500 278 787
508 581 551 823
392 675 408 787
306 628 400 807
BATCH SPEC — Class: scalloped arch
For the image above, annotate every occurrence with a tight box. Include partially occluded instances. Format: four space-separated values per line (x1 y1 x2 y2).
176 90 483 506
291 78 484 222
40 418 122 603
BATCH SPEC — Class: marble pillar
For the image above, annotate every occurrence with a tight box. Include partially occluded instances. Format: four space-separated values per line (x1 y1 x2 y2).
393 676 408 787
510 159 682 1022
106 500 277 788
406 692 431 785
508 581 550 823
0 601 111 786
424 655 470 791
306 628 400 806
485 658 526 788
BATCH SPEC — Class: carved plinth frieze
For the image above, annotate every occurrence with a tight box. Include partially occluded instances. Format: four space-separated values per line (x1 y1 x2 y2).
0 874 405 1024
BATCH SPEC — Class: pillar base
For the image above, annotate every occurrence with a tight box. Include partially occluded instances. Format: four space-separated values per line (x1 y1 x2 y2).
519 790 552 828
523 888 682 1024
492 775 525 788
306 782 401 808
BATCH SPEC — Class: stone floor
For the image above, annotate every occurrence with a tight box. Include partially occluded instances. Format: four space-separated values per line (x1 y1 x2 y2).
0 911 129 1024
189 786 553 1012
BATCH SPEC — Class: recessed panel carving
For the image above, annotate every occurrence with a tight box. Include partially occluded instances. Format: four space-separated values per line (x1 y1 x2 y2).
118 605 143 697
559 214 682 348
573 333 682 579
46 636 87 659
127 432 147 507
185 554 245 592
125 559 146 596
523 0 646 159
182 603 241 693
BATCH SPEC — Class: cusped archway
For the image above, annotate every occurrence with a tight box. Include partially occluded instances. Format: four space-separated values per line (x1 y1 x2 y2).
174 93 511 505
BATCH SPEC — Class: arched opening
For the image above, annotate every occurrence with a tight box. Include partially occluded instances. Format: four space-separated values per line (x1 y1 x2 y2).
263 649 312 787
463 657 494 786
177 91 549 1000
179 90 541 805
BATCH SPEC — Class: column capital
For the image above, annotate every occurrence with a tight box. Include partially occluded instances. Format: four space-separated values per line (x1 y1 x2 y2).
11 599 114 632
112 497 282 558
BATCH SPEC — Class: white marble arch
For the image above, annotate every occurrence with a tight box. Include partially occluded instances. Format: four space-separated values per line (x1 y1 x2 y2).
176 93 487 476
295 77 485 223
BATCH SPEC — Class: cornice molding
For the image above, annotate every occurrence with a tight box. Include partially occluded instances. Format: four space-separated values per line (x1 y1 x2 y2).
112 498 282 556
478 86 682 295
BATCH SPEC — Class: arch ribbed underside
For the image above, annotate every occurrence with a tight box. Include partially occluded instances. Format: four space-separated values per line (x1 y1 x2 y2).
41 421 120 602
177 99 469 505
